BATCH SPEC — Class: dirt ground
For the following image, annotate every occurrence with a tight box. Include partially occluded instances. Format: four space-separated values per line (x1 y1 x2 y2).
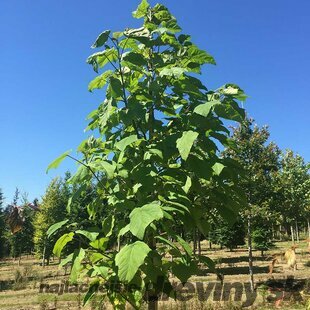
0 240 309 309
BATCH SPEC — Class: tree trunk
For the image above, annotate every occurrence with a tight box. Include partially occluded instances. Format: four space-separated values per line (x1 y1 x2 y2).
307 220 310 251
193 229 197 255
285 225 289 238
198 232 201 256
295 221 299 243
181 228 185 239
42 244 46 267
279 225 282 241
247 215 254 292
147 301 158 310
147 233 158 310
290 225 295 244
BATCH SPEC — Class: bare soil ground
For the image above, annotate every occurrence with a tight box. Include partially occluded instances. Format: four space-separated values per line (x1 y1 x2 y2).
0 240 309 309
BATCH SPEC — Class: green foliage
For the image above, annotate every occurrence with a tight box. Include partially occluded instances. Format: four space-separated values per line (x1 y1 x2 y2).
53 232 74 257
46 150 71 173
7 191 35 258
70 248 85 283
252 225 273 255
115 241 151 282
129 202 163 239
176 130 199 161
33 178 69 263
278 150 310 224
0 188 6 257
210 217 246 250
47 219 69 238
224 119 281 220
48 1 247 307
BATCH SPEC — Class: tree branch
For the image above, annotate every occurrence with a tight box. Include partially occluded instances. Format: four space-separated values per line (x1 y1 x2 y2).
66 154 101 184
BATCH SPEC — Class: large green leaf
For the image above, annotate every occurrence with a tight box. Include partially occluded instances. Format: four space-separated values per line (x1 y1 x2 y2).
46 150 71 173
222 84 248 101
109 77 123 99
122 52 146 66
47 220 69 238
67 184 87 213
213 102 245 122
59 253 74 267
83 279 100 306
89 237 108 251
159 67 186 78
155 236 181 256
87 49 118 72
182 176 192 194
129 203 163 239
70 248 86 283
91 30 111 48
118 224 130 240
176 131 199 161
193 100 220 117
132 0 150 18
89 161 115 179
53 232 74 257
93 265 109 278
102 215 115 237
115 241 151 282
115 135 139 151
88 70 113 92
76 230 99 242
212 162 225 176
176 235 193 257
124 27 151 42
186 45 216 65
171 261 198 283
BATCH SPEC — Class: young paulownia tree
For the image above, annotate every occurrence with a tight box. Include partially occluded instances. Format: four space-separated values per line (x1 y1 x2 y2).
47 1 247 308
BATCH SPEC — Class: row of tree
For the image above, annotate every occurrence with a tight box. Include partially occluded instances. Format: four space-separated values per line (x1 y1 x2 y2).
210 118 309 255
0 118 308 264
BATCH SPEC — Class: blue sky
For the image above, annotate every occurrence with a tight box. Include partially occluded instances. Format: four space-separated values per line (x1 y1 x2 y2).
0 0 309 204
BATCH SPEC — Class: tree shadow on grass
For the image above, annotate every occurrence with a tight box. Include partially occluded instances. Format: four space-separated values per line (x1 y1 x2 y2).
216 255 268 264
197 265 270 276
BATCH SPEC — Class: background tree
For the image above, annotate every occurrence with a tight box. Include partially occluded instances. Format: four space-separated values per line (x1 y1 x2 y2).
209 216 245 251
279 150 310 242
252 224 274 256
33 177 68 266
0 188 6 258
224 118 280 290
7 191 35 261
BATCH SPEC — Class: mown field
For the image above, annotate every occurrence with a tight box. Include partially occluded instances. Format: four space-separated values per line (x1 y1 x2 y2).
0 240 309 310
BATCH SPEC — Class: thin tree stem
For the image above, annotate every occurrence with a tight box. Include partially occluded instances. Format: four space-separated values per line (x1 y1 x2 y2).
66 155 101 184
247 214 254 292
